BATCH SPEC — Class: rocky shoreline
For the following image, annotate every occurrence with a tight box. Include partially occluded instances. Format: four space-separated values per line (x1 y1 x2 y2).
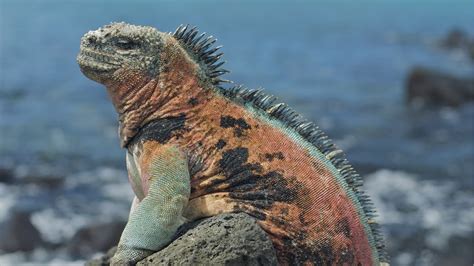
405 29 474 108
406 66 474 107
438 28 474 62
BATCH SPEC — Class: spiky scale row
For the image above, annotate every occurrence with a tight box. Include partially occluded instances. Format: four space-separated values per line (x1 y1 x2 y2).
172 25 230 86
220 86 388 263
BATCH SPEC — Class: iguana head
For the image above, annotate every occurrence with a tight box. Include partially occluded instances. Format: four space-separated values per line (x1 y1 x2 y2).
78 22 227 87
77 22 163 84
78 22 229 147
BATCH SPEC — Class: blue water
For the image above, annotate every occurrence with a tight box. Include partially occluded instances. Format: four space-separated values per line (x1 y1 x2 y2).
0 0 473 265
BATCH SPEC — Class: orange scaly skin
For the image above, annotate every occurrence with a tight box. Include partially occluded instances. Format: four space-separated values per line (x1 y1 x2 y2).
134 98 375 265
78 23 388 265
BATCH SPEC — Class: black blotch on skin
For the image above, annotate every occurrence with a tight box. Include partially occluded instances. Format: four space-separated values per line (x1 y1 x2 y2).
220 115 251 137
217 147 263 191
215 139 227 150
280 235 320 264
279 229 341 265
289 237 333 265
298 212 309 227
188 97 199 106
264 152 285 161
316 240 335 264
337 246 355 265
263 171 298 203
187 153 204 177
269 215 289 227
217 148 299 210
336 217 352 238
228 170 298 206
281 227 340 265
220 116 251 129
234 128 244 137
128 114 186 145
219 147 251 173
280 237 298 263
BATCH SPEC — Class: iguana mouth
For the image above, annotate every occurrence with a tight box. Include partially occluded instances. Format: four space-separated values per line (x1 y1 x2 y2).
77 48 121 72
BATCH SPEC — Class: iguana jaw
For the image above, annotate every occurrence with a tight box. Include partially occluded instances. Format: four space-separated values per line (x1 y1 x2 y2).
76 22 163 85
77 47 121 83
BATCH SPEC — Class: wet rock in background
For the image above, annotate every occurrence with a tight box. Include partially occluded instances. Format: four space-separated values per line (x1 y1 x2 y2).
67 221 126 258
13 165 65 189
0 210 44 252
87 213 278 266
0 88 27 101
86 246 117 266
439 28 474 61
406 67 474 107
436 235 474 266
0 167 15 184
0 162 65 189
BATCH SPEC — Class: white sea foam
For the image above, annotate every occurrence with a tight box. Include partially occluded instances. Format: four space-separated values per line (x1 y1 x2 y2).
102 182 134 202
64 167 128 187
365 169 474 249
30 167 132 244
0 248 85 266
30 208 91 244
0 184 16 221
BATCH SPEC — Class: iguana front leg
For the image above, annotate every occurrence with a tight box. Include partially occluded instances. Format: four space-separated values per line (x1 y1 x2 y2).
111 144 191 265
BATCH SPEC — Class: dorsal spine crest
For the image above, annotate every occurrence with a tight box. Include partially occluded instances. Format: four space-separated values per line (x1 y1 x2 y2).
172 25 230 87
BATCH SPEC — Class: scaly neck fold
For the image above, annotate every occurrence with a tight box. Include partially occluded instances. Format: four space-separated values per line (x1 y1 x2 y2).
106 38 212 148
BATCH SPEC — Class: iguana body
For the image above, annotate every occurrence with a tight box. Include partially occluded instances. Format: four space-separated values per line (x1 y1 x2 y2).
77 23 388 265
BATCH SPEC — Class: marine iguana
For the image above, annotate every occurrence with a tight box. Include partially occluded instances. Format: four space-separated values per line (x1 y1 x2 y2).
77 22 389 265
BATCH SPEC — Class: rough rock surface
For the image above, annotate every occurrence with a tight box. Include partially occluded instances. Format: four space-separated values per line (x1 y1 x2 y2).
86 246 117 266
406 66 474 107
86 213 277 266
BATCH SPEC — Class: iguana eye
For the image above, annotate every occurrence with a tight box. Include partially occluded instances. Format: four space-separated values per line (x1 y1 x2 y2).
116 38 139 50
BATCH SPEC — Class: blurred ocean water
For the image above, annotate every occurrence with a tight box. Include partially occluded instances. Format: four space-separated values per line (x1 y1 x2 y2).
0 0 473 265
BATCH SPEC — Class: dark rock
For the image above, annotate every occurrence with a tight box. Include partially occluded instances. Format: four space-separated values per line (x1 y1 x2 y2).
12 165 65 188
0 210 44 252
435 234 474 266
67 221 126 258
86 246 117 266
86 213 277 266
0 164 64 187
0 88 26 101
406 67 474 107
441 28 471 49
0 167 15 183
440 28 474 61
138 213 277 266
20 174 64 189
